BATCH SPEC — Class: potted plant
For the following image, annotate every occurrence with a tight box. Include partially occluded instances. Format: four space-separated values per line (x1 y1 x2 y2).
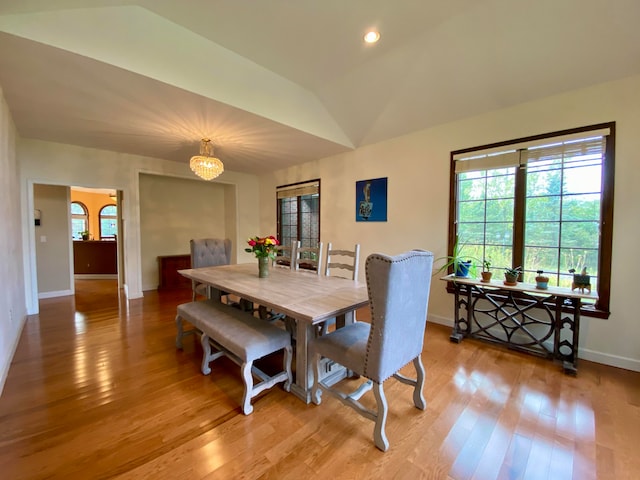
535 270 549 290
435 236 479 278
480 260 492 282
569 267 591 293
503 266 522 286
80 230 90 241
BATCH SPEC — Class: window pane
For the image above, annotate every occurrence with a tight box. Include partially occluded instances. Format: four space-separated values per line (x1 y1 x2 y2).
486 172 515 198
560 248 599 276
71 219 86 239
525 221 560 247
564 163 602 194
458 200 485 223
526 196 560 221
562 194 601 221
485 222 513 246
71 202 86 215
561 221 600 249
486 198 514 222
101 205 117 216
458 223 485 244
485 245 513 271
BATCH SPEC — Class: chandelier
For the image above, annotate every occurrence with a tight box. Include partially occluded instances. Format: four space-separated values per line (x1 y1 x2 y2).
190 138 224 180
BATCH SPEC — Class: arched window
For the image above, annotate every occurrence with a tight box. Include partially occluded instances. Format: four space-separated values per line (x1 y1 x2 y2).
99 204 118 239
71 201 89 239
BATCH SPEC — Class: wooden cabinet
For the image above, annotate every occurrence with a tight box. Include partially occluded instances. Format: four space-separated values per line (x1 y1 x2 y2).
73 240 117 274
158 254 191 290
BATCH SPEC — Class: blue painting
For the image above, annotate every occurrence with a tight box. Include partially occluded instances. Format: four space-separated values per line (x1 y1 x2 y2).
356 177 387 222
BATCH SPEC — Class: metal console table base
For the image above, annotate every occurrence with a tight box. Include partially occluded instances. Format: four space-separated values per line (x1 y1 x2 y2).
443 276 596 375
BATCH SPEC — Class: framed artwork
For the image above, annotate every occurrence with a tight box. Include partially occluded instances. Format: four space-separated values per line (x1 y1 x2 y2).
355 177 387 222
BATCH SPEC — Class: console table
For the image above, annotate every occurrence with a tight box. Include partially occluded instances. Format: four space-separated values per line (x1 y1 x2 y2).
441 275 597 374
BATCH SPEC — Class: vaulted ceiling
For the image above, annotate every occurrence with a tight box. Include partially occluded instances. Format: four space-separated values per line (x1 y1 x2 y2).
0 0 639 174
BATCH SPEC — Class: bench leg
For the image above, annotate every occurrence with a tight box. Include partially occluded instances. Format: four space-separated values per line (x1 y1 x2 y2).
241 361 255 415
200 334 224 375
176 314 199 349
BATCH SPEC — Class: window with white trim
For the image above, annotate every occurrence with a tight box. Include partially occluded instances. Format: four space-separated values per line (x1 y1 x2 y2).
99 204 117 239
71 201 88 240
449 122 615 316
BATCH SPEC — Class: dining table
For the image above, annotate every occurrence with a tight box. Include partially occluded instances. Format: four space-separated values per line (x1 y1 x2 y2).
178 263 369 403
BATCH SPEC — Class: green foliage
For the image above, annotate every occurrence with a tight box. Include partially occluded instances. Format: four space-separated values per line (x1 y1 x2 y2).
434 236 481 276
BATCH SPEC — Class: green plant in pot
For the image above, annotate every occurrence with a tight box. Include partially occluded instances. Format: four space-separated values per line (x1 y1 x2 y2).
535 270 549 289
435 236 480 278
480 260 492 283
80 230 90 241
569 267 591 293
503 266 522 286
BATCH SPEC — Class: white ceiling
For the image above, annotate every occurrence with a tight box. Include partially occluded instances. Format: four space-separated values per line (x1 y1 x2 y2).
0 0 639 175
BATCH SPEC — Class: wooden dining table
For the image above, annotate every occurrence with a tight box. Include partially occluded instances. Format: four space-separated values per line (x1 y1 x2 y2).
178 263 369 403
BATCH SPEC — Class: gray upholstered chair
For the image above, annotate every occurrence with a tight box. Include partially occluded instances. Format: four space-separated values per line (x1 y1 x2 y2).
190 238 232 301
309 249 434 451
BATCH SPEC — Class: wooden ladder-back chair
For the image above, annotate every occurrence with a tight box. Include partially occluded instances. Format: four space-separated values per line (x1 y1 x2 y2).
292 241 324 275
325 243 360 280
309 249 434 451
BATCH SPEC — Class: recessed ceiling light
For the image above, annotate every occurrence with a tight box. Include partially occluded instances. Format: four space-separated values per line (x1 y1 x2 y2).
364 30 380 44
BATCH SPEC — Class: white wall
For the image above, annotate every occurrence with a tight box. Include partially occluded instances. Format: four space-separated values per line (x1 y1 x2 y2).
0 88 26 393
18 139 260 315
139 173 228 290
259 74 640 372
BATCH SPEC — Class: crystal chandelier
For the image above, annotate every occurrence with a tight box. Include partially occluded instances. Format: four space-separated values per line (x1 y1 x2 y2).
190 138 224 180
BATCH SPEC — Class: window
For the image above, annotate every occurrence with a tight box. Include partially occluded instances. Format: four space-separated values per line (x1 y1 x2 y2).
71 201 88 239
99 204 118 239
449 122 614 316
277 180 320 260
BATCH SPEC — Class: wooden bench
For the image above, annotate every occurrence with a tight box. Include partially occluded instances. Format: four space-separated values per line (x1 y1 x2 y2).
175 300 292 414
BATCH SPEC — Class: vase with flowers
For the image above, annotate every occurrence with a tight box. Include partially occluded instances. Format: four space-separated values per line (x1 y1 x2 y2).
245 235 280 278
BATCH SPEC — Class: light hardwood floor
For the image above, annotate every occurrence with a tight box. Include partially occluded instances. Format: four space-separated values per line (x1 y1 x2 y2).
0 279 638 479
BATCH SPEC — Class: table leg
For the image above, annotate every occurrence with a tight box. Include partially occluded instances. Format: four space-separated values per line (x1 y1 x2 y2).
289 311 358 404
290 319 315 403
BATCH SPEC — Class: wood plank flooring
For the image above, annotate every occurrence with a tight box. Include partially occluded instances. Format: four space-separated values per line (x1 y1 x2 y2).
0 279 639 479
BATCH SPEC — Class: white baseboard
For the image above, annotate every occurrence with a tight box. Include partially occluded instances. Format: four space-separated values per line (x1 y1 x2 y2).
38 289 73 299
0 313 27 396
426 314 640 372
427 314 454 328
579 349 640 372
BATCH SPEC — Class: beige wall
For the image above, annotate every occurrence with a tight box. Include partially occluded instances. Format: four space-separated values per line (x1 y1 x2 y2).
18 139 260 315
0 87 26 393
259 74 640 372
33 184 72 295
70 190 115 240
139 173 227 290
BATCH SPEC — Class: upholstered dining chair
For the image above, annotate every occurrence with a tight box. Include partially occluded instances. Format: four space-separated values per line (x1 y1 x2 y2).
292 242 324 275
309 249 434 451
190 238 232 301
